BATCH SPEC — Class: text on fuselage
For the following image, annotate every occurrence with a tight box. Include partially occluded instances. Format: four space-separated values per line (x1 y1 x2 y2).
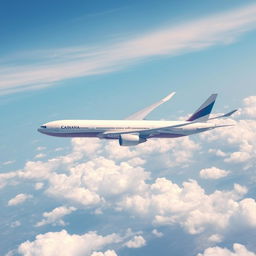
61 126 80 129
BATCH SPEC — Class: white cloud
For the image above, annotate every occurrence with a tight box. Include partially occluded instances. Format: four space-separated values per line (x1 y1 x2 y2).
90 250 118 256
1 132 255 238
0 135 199 200
105 136 199 168
225 151 251 163
197 243 256 256
208 149 227 157
5 250 15 256
0 172 18 189
200 167 230 179
55 147 64 152
43 154 150 206
238 96 256 118
35 153 46 159
36 146 46 151
18 160 60 180
1 95 256 244
124 235 146 248
1 4 256 94
7 194 32 206
152 229 163 238
10 221 21 228
208 234 223 243
201 117 256 169
119 178 253 235
232 198 256 227
71 138 102 156
34 182 44 190
18 230 121 256
35 206 76 227
2 160 15 165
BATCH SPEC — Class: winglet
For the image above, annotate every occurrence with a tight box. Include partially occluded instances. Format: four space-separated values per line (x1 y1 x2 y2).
187 94 217 122
125 91 176 120
162 92 176 102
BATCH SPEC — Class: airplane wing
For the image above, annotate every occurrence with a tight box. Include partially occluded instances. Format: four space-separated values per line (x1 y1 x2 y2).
125 92 176 120
101 121 190 138
101 122 232 138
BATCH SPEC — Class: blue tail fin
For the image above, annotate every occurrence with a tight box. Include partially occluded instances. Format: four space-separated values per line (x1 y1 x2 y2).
187 94 217 122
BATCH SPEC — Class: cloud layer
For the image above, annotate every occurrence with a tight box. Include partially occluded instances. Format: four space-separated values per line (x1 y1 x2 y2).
1 95 256 255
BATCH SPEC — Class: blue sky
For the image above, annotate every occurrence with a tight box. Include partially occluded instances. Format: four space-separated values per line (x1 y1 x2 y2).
1 1 256 256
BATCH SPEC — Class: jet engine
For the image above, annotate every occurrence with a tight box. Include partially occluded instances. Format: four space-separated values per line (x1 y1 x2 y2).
119 134 146 146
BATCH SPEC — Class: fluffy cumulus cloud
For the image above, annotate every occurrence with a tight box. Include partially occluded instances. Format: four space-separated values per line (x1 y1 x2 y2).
119 178 256 235
34 153 46 159
201 95 256 169
45 156 150 207
0 135 199 193
18 230 121 256
0 172 19 189
35 206 76 227
238 96 256 118
90 250 118 256
104 136 199 168
2 94 256 255
197 243 256 256
7 194 32 206
152 229 163 238
34 182 44 190
232 198 256 227
18 137 218 236
208 234 223 243
124 235 146 248
2 108 256 237
199 167 230 179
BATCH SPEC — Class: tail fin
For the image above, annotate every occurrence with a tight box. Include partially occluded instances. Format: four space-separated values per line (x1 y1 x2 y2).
187 94 217 122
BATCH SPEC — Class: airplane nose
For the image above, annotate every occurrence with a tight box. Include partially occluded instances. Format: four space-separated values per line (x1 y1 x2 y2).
37 128 43 133
38 125 47 134
38 128 49 135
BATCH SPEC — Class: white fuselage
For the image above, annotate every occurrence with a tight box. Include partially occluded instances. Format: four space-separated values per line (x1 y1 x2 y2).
38 120 217 139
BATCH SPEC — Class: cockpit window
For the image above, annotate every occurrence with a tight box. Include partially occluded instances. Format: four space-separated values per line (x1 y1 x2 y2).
40 125 47 128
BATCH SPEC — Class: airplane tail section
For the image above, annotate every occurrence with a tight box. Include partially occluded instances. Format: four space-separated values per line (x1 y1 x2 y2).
187 94 217 122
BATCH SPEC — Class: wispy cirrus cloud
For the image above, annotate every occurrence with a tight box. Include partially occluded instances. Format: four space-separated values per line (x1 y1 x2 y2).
1 4 256 95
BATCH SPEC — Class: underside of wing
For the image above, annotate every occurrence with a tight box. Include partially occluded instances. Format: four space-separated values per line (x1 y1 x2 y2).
125 92 176 120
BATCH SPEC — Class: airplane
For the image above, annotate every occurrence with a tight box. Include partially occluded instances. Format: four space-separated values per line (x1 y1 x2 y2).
38 92 237 146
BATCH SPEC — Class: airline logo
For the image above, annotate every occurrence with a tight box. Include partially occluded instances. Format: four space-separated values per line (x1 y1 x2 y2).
61 126 80 129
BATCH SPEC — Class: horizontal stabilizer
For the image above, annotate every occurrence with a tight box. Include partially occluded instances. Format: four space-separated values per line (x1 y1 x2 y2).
222 109 238 117
209 109 237 120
